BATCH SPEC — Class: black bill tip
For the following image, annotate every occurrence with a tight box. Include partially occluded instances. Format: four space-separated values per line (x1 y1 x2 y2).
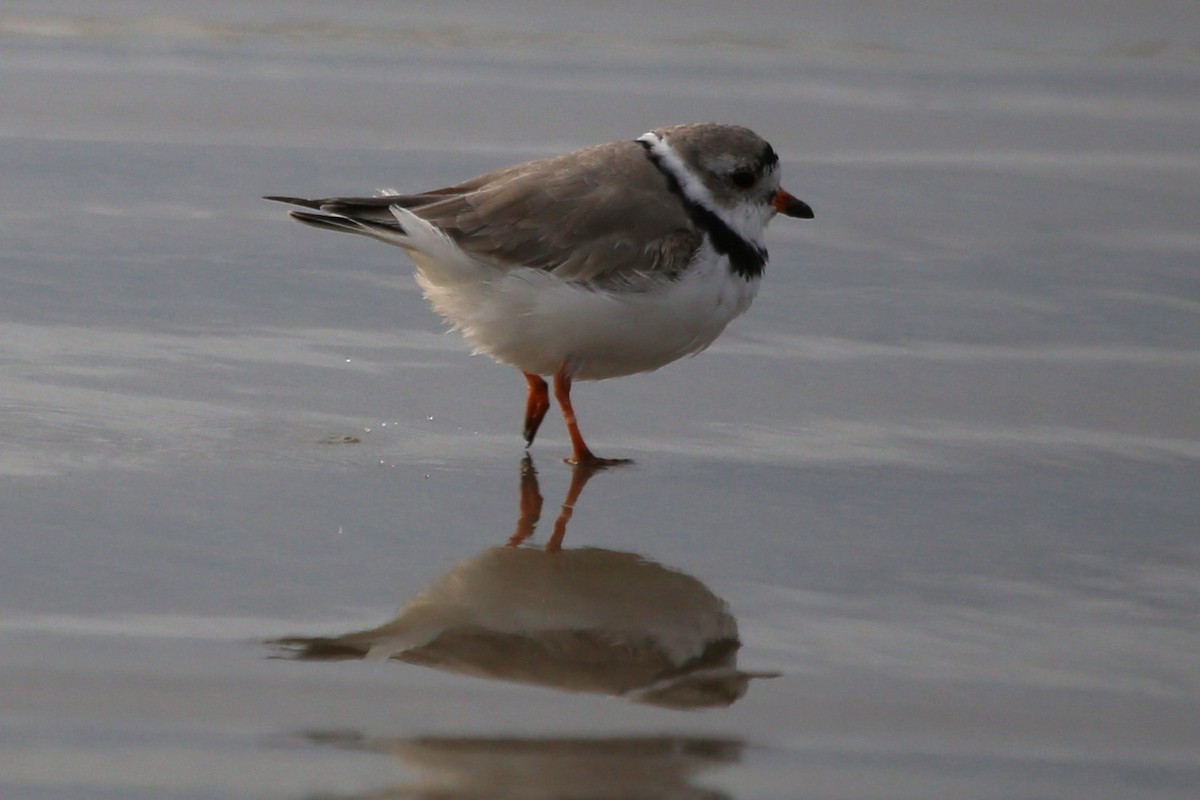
773 189 814 219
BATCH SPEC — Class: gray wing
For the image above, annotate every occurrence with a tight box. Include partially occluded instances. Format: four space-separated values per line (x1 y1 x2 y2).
267 140 702 286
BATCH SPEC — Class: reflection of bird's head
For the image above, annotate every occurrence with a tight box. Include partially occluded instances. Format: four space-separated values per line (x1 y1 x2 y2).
625 639 776 709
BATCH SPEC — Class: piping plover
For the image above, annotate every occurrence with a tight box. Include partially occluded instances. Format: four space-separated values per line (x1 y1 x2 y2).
267 123 813 466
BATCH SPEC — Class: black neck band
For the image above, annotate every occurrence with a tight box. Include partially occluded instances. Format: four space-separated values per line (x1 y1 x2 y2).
638 139 767 280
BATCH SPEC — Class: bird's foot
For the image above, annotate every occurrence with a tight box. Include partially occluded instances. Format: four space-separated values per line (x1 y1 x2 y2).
563 452 634 470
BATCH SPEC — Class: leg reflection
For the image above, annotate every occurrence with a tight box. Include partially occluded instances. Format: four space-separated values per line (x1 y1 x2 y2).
506 455 603 552
507 456 544 548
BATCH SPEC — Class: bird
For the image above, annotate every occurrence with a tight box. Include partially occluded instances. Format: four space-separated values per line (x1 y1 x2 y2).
266 123 813 467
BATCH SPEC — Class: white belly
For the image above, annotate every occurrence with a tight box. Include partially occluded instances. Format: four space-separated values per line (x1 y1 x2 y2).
414 247 759 380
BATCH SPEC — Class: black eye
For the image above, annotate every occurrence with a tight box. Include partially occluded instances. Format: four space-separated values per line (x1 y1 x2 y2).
729 169 756 189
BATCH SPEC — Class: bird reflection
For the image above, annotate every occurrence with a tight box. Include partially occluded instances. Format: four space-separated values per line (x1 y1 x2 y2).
271 457 773 709
299 731 741 800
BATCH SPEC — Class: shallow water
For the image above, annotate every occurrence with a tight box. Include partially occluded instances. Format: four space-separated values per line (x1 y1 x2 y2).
2 2 1198 798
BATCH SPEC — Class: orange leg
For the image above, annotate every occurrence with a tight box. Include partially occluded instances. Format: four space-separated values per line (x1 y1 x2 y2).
552 362 632 468
522 371 551 447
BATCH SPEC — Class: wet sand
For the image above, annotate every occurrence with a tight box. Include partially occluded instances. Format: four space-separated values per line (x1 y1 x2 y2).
1 2 1198 798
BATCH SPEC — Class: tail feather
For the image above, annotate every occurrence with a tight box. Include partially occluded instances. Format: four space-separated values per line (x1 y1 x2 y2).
287 210 372 235
265 193 439 222
266 195 410 242
266 194 490 286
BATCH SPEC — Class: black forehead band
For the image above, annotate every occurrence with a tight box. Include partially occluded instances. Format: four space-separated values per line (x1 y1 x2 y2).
755 144 779 173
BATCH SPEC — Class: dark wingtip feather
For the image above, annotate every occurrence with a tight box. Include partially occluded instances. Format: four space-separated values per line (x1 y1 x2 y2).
263 195 325 209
